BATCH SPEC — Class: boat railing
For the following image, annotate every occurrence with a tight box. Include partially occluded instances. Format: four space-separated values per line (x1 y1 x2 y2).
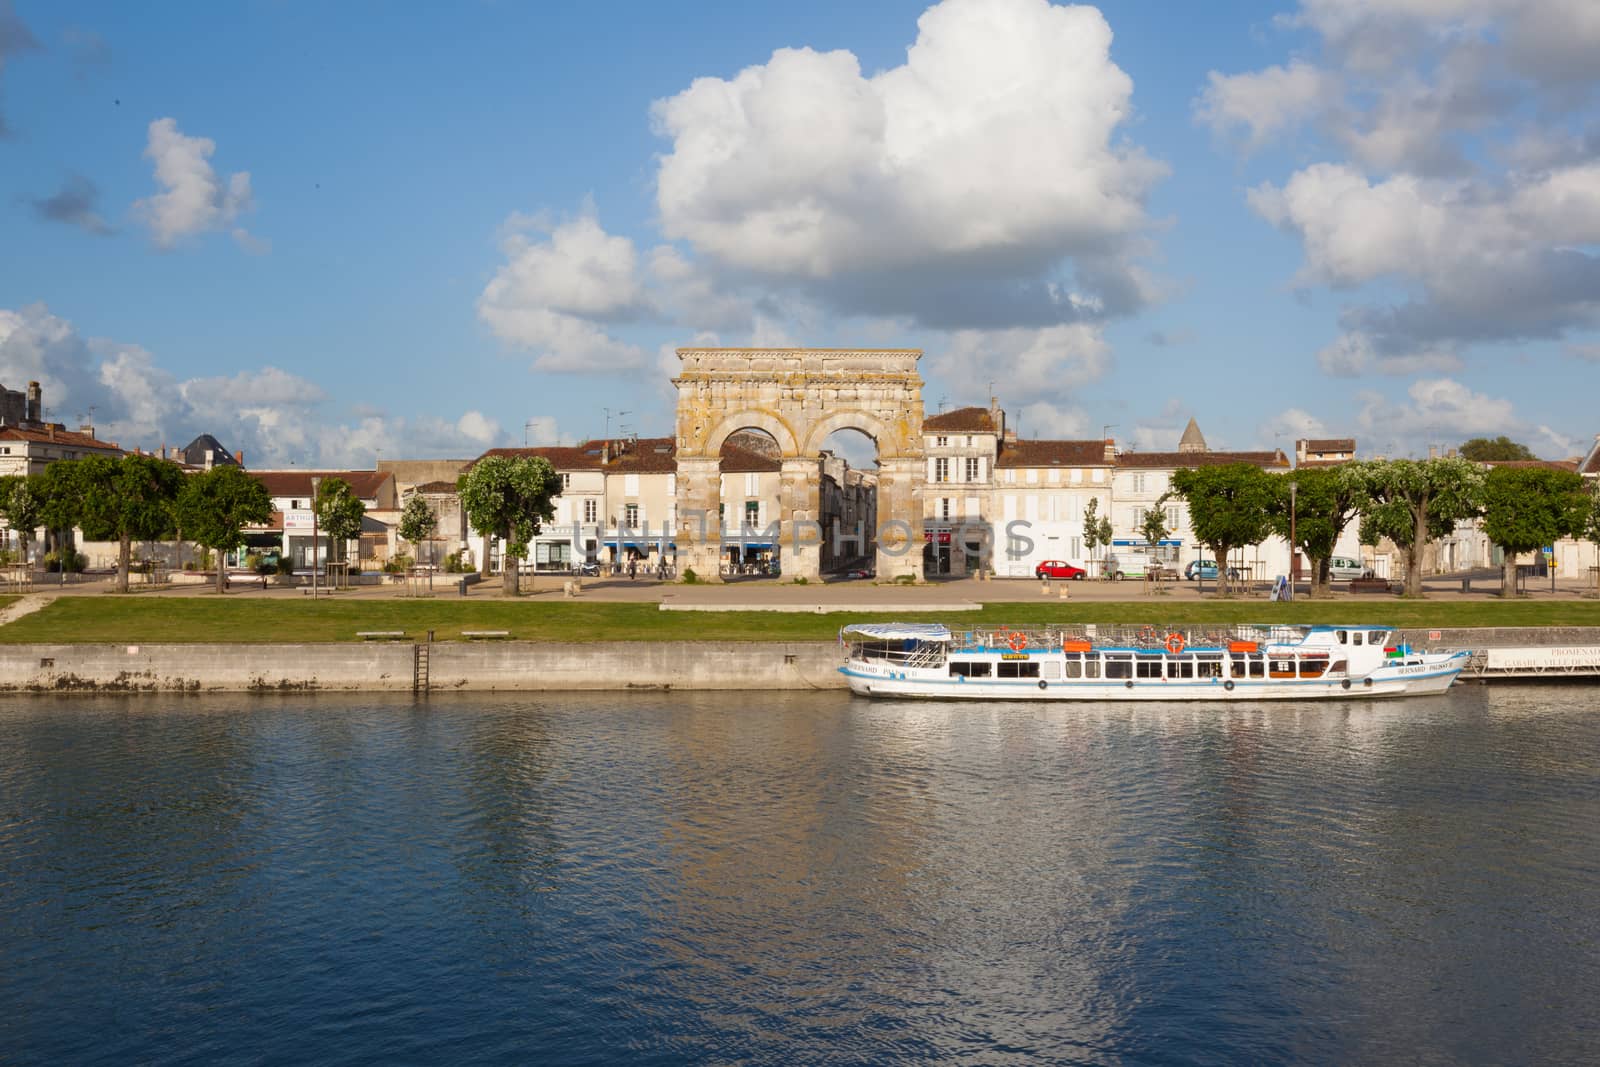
947 623 1315 654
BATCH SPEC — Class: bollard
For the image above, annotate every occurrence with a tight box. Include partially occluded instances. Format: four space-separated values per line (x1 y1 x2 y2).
458 577 468 597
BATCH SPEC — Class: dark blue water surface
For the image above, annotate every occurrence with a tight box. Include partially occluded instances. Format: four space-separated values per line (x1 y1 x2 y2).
3 687 1598 1065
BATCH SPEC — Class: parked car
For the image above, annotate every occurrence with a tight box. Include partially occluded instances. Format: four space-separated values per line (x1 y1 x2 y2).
841 567 874 580
1326 556 1365 581
1034 560 1087 580
1184 559 1242 581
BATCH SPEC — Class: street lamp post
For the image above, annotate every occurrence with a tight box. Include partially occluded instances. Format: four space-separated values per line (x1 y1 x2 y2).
310 476 321 599
1288 479 1298 596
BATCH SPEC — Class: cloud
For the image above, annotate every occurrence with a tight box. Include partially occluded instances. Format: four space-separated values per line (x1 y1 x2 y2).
650 0 1164 330
30 174 115 235
1315 331 1463 376
63 25 111 78
134 117 256 248
1354 376 1521 454
1567 342 1600 363
1257 407 1329 446
477 206 650 372
0 1 39 139
0 302 503 467
1017 400 1094 439
1196 61 1334 151
928 324 1110 408
1210 0 1600 369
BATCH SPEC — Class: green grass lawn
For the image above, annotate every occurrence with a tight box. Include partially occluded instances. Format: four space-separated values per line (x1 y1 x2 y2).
2 595 1598 643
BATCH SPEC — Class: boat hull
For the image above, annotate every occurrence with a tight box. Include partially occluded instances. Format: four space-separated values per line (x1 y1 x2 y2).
841 660 1464 701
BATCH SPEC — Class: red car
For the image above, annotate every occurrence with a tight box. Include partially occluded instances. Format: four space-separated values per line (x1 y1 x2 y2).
1034 560 1086 580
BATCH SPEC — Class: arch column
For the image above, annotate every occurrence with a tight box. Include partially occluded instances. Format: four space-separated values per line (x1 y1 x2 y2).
779 457 823 581
875 456 924 581
675 456 724 583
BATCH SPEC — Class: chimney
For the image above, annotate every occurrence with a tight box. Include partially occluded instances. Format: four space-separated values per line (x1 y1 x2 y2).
1428 445 1439 459
47 425 55 441
1003 427 1018 446
236 450 244 466
1447 448 1457 459
26 381 41 423
205 449 215 469
1104 438 1117 463
601 441 611 465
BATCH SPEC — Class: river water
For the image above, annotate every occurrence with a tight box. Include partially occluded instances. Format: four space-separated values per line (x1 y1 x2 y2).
2 687 1597 1065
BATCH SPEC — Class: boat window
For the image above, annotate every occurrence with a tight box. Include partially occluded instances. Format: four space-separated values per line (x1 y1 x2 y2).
1299 660 1327 678
1336 629 1348 644
1065 657 1082 679
1171 659 1194 679
1084 658 1101 679
998 661 1040 678
1249 656 1265 678
1231 657 1247 679
1330 659 1347 674
1137 658 1163 679
950 661 993 677
1369 631 1386 645
1105 656 1132 679
1041 661 1061 680
1197 658 1222 679
1352 632 1363 646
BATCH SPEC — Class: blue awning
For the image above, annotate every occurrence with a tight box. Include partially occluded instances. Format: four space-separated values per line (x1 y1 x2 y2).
730 542 775 549
1112 539 1182 547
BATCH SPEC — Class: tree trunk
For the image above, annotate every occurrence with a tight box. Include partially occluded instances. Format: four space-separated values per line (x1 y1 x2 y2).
1502 551 1518 597
117 533 132 594
1407 498 1428 597
503 548 520 596
216 549 227 595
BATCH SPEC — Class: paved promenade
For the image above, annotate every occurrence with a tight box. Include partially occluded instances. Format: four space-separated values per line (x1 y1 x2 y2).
10 569 1596 608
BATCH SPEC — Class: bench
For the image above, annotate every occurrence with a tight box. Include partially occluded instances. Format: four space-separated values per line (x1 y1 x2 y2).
462 630 510 640
1348 579 1394 594
356 631 407 641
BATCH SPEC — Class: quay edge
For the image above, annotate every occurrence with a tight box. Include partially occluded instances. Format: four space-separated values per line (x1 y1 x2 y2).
0 628 1596 694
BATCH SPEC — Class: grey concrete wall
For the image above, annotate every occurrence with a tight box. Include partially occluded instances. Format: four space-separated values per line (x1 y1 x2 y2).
0 641 846 693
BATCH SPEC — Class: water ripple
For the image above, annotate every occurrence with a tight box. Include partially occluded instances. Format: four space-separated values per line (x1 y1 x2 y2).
1 688 1597 1064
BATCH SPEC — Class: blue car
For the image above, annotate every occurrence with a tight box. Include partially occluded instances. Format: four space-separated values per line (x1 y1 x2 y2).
1185 559 1241 581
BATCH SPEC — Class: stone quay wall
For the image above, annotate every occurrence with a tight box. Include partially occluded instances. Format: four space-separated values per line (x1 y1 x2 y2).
0 628 1595 694
0 641 848 693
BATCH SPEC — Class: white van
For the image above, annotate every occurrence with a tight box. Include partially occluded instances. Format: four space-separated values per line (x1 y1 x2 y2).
1105 549 1156 580
1327 556 1365 581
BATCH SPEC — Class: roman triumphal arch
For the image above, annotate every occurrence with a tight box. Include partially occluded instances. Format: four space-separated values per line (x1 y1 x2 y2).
674 348 926 582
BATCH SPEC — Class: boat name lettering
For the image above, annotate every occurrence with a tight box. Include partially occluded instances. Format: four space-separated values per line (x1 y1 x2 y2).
1000 653 1030 661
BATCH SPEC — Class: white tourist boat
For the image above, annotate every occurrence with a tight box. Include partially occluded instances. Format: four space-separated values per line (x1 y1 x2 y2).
840 622 1469 701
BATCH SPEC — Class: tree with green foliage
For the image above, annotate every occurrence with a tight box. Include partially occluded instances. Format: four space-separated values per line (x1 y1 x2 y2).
1138 495 1171 567
73 455 187 593
1265 466 1366 597
1351 457 1484 597
1481 466 1590 596
177 465 273 594
1169 463 1277 593
314 477 366 565
457 455 560 595
1081 496 1112 577
1459 436 1536 462
397 493 438 567
0 475 44 567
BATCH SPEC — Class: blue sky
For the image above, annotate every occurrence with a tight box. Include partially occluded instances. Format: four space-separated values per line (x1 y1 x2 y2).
2 0 1596 467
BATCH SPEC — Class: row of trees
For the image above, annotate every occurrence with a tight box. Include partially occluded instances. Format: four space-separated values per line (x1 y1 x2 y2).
1161 459 1600 597
0 456 388 595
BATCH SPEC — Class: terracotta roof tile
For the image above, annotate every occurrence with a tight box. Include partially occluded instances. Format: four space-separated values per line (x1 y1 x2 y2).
996 439 1111 468
1482 459 1579 472
0 425 122 450
924 406 997 432
477 438 679 473
1302 438 1355 453
1117 450 1291 470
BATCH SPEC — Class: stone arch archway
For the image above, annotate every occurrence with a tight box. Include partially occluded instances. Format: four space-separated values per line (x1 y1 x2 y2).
674 348 926 581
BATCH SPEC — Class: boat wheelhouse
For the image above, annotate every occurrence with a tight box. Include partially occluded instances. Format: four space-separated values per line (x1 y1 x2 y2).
840 623 1468 701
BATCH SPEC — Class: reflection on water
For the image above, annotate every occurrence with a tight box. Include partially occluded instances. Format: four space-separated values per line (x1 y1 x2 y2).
2 688 1598 1064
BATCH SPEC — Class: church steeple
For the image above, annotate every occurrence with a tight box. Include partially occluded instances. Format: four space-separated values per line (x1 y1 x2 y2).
1178 417 1208 454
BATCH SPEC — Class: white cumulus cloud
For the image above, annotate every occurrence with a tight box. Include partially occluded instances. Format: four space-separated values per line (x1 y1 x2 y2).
649 0 1164 328
134 117 257 248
